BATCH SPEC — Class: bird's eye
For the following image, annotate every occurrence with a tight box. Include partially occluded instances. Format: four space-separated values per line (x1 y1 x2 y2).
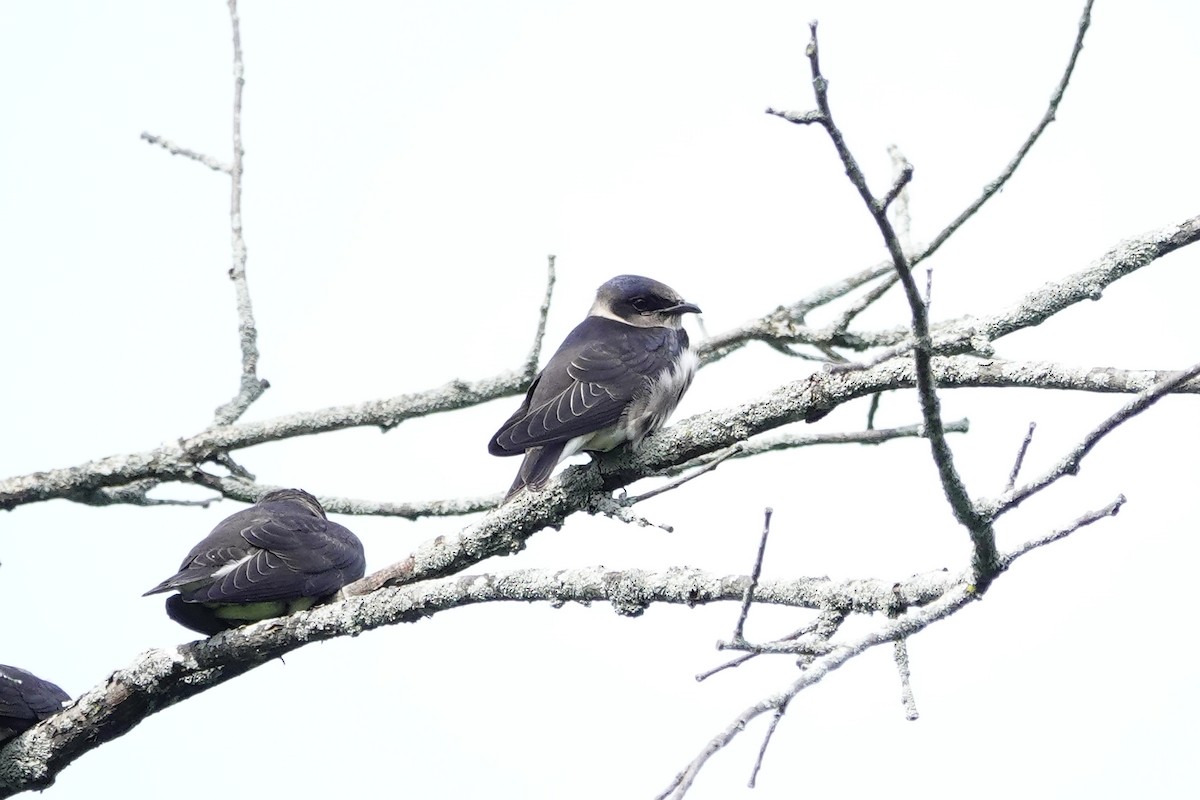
631 297 649 312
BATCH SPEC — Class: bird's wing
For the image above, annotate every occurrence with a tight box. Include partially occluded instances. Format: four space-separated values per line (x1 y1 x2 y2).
490 318 684 453
0 666 68 722
146 511 365 604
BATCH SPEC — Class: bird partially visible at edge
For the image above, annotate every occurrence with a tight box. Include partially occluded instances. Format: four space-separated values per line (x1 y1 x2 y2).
489 274 701 500
143 488 366 636
0 664 70 743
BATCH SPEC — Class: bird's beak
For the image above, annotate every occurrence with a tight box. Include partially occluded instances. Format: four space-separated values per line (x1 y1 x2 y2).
666 301 702 315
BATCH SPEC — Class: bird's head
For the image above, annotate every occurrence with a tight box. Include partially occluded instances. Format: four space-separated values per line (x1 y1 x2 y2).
589 274 701 329
257 488 328 519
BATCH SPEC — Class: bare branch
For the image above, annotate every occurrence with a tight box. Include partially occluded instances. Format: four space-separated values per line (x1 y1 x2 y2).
190 473 499 518
662 483 1128 798
988 359 1200 518
1004 422 1038 492
0 564 958 795
587 493 674 532
211 0 269 426
728 508 775 645
748 700 789 788
784 20 997 582
877 159 913 214
893 638 919 721
627 444 743 501
917 0 1095 266
139 132 230 173
695 610 845 682
523 255 558 378
1002 495 1125 564
5 350 1198 515
658 582 977 800
866 393 882 430
887 145 914 248
827 0 1096 331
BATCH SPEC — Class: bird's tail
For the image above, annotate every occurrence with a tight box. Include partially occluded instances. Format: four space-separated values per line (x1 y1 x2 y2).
504 443 567 501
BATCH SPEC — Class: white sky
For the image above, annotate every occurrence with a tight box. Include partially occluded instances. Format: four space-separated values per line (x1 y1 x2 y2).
2 1 1199 798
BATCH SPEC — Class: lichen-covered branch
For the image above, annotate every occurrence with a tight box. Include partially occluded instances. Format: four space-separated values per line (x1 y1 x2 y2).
0 564 957 796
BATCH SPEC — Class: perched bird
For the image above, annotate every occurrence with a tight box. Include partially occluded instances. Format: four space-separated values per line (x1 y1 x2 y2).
0 664 70 743
144 488 366 636
490 274 701 499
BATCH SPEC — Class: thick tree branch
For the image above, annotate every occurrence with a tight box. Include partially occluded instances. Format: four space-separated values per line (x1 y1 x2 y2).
0 564 958 795
3 208 1196 514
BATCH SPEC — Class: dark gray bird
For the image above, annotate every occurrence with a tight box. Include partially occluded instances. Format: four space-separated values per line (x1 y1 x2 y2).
0 664 70 743
490 274 701 499
143 488 366 636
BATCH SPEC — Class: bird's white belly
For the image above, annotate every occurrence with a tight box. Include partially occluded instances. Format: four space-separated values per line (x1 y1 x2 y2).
574 348 699 455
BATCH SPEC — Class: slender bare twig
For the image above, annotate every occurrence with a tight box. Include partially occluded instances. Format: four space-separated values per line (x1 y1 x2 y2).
659 489 1124 799
918 0 1094 266
141 1 268 427
662 419 968 477
727 508 775 645
821 0 1096 332
190 473 500 517
524 255 557 378
865 393 882 430
624 445 743 504
989 359 1200 518
657 583 977 800
138 133 230 173
783 20 997 580
748 700 789 788
1001 495 1125 563
587 493 673 532
67 480 218 509
888 145 914 248
696 614 844 681
1004 422 1038 492
893 639 919 721
211 0 269 426
878 160 913 213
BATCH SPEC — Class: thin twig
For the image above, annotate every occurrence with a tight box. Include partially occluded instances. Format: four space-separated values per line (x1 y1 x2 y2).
696 608 847 681
588 494 673 532
917 0 1095 267
728 508 775 644
212 0 269 426
866 393 882 430
662 419 968 478
992 359 1200 518
893 639 919 721
878 161 913 214
1002 495 1125 564
627 445 742 502
1004 422 1037 492
791 20 998 582
657 583 976 800
524 255 558 378
748 700 790 788
887 145 914 248
138 133 231 173
190 473 500 517
826 0 1096 332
